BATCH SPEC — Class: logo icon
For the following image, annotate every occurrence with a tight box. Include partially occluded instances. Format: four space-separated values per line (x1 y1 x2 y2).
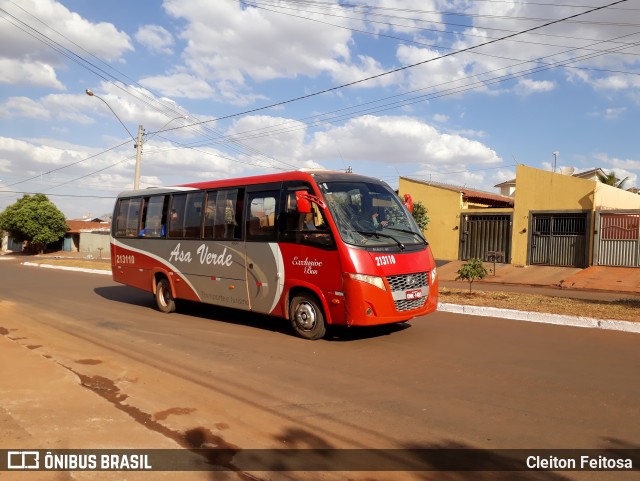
7 451 39 470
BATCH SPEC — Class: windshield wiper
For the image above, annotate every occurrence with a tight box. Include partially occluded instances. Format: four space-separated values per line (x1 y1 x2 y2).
355 230 405 250
386 226 427 244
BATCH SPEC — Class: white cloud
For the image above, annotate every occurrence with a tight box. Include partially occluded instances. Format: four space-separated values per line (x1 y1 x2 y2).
514 78 555 96
0 97 51 120
135 25 175 55
161 0 356 89
453 129 486 138
225 115 308 168
330 55 399 87
308 115 501 166
0 58 64 89
396 44 471 93
140 73 213 100
0 0 133 67
364 0 445 35
605 107 627 119
593 153 640 187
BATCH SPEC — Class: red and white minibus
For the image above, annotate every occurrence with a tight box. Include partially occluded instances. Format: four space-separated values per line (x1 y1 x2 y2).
111 170 438 339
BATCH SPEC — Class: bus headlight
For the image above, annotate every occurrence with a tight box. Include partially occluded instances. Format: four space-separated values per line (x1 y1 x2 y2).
430 268 437 284
348 273 386 291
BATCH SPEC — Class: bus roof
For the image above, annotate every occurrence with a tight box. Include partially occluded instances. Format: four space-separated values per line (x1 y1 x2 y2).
115 170 389 198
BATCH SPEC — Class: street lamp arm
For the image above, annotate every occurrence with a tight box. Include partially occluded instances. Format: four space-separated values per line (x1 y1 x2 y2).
85 89 136 144
144 115 189 142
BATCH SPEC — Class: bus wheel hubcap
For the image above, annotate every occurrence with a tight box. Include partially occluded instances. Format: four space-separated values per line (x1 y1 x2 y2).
295 302 316 330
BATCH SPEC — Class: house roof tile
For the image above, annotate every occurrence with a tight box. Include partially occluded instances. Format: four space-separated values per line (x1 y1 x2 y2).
66 219 110 234
401 177 514 207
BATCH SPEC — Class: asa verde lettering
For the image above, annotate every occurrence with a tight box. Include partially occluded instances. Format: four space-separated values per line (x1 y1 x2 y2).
169 243 233 267
42 452 152 470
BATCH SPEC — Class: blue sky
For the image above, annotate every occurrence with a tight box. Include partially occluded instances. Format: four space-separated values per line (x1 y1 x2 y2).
1 0 639 219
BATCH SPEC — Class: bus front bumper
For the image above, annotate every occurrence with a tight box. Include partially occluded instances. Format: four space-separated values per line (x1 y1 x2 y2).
342 273 438 326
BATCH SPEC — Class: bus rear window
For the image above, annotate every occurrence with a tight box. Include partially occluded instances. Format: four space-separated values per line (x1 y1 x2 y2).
115 198 142 237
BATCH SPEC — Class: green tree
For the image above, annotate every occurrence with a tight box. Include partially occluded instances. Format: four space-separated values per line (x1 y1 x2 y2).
411 200 430 231
456 258 488 293
597 170 629 189
0 194 68 254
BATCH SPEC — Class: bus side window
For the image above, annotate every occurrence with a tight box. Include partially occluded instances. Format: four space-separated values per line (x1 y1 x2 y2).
246 191 278 241
141 195 166 238
281 190 334 249
184 192 205 239
203 191 217 238
168 194 187 238
217 189 241 240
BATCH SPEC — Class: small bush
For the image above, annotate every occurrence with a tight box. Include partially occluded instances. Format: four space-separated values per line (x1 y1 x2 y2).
456 258 488 293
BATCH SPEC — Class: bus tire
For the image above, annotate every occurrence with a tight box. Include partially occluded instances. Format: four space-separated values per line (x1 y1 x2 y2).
289 294 326 340
156 278 176 313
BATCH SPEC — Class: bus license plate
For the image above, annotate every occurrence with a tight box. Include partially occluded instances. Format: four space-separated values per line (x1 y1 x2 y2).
406 289 422 300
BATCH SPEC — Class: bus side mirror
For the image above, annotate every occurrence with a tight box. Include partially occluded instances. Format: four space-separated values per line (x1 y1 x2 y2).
403 193 413 213
295 191 312 213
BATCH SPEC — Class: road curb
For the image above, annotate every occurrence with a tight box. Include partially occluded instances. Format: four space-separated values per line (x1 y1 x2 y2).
438 303 640 334
21 262 111 275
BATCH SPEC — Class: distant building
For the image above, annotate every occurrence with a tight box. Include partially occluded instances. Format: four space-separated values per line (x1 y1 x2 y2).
63 219 111 256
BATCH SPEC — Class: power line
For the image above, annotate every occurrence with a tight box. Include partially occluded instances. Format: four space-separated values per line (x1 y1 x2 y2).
241 0 640 56
243 0 640 35
160 28 640 150
1 2 299 174
155 0 630 136
2 140 131 189
0 190 116 199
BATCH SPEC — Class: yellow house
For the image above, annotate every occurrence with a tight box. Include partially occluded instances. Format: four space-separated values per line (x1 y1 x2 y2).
400 165 640 267
398 177 513 261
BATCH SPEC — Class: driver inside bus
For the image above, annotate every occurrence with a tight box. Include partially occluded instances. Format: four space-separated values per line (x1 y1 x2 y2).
302 212 316 230
370 209 388 230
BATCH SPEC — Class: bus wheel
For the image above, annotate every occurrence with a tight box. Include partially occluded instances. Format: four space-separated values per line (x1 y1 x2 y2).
156 278 176 313
290 294 326 340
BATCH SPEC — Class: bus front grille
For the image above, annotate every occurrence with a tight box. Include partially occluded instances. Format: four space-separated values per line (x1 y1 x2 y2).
386 272 429 312
386 272 428 291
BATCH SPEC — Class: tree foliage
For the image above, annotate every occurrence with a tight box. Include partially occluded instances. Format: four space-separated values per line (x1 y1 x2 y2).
597 170 629 190
411 200 430 231
456 258 488 293
0 194 68 254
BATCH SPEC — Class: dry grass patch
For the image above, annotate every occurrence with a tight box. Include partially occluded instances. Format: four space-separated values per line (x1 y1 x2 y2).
440 287 640 323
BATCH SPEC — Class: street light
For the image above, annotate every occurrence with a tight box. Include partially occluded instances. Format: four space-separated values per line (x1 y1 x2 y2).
86 89 143 190
145 115 189 143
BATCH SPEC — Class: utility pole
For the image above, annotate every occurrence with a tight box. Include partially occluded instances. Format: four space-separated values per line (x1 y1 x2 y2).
134 124 144 190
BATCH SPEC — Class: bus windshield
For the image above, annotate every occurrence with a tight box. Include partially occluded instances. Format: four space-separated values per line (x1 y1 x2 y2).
317 180 426 249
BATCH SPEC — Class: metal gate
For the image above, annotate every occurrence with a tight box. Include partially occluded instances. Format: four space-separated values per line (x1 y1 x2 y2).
593 211 640 267
529 212 589 267
459 214 512 262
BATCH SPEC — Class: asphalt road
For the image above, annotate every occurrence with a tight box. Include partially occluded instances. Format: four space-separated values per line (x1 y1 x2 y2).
1 259 639 480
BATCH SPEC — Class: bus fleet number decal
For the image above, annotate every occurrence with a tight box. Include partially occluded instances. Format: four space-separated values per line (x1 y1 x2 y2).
117 254 135 265
375 255 396 266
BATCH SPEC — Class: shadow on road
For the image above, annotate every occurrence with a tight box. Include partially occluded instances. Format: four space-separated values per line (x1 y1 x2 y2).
93 286 415 342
